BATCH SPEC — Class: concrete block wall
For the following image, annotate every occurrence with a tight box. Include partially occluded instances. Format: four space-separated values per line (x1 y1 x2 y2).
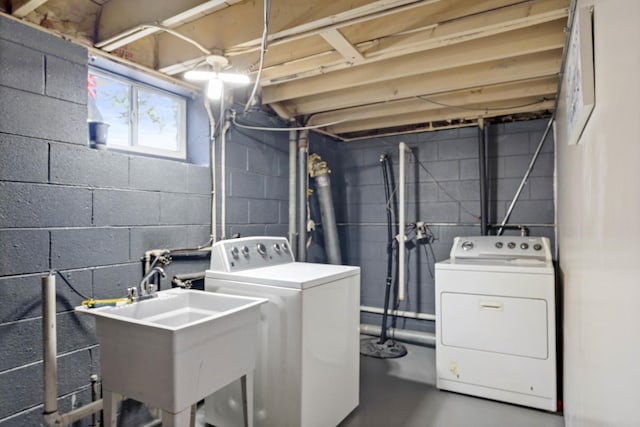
0 16 214 426
316 121 555 333
223 107 291 239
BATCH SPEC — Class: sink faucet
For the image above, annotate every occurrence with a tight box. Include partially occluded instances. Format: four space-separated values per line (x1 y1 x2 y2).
137 266 166 299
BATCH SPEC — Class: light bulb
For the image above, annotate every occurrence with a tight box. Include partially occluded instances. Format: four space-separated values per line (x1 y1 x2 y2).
207 79 223 100
217 72 251 85
184 70 213 81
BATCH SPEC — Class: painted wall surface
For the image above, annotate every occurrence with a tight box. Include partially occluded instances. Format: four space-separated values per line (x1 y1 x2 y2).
310 121 555 332
0 15 289 426
555 1 640 425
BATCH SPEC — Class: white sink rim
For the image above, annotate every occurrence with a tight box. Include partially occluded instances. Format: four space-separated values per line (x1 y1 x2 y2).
76 288 267 332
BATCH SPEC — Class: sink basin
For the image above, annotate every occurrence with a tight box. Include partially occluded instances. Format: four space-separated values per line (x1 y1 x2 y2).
76 288 267 413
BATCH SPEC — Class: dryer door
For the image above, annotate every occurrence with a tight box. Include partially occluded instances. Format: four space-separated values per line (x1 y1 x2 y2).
440 292 548 359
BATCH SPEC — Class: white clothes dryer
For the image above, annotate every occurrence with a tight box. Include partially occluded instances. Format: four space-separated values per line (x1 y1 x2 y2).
435 235 557 411
203 236 360 427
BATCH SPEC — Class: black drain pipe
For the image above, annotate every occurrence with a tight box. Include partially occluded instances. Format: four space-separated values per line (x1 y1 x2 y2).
478 120 488 235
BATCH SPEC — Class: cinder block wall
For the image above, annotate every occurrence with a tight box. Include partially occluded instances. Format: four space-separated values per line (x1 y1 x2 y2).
316 121 555 333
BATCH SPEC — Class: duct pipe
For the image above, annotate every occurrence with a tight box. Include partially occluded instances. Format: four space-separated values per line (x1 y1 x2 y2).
297 129 309 261
478 119 488 236
498 117 554 235
398 142 409 301
360 305 435 321
309 154 341 264
288 124 298 256
360 323 435 347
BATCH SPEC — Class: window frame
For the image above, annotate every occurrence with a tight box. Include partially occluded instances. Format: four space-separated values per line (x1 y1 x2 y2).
89 66 187 160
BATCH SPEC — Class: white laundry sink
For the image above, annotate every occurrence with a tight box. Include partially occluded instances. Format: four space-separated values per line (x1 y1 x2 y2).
76 288 266 413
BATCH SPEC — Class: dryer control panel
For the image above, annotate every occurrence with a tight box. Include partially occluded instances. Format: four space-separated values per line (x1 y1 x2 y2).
450 236 551 262
210 236 295 272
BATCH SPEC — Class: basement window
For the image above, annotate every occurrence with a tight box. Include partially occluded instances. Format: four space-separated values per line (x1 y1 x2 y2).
88 67 187 159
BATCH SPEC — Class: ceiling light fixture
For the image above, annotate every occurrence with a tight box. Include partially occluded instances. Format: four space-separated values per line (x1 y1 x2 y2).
184 55 250 100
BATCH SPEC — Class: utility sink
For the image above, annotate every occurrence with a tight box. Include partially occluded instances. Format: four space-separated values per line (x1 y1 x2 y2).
76 288 267 413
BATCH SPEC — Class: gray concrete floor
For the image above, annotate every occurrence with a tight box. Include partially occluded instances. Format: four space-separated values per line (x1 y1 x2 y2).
197 340 564 427
339 340 564 427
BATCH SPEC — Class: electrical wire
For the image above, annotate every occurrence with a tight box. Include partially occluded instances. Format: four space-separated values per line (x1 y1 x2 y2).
55 270 90 300
244 0 271 112
141 24 212 55
416 95 550 112
231 110 347 131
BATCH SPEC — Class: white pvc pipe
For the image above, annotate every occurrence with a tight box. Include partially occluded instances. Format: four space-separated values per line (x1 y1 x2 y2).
220 90 229 239
288 125 297 255
359 323 435 347
204 97 217 243
360 305 435 321
42 274 58 417
398 142 409 301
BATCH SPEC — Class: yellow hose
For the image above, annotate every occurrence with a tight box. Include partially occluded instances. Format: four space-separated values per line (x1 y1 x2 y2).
81 298 131 308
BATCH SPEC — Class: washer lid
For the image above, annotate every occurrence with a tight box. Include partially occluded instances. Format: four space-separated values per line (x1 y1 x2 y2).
206 262 360 289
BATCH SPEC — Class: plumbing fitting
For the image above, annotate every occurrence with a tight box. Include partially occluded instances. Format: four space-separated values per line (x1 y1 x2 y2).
132 266 166 300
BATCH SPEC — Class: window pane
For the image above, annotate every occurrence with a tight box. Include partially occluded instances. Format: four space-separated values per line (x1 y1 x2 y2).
136 89 180 151
92 73 130 147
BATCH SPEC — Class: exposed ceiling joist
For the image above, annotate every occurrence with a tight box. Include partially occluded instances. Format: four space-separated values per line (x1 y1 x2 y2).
256 0 568 86
330 98 555 134
11 0 47 18
9 0 569 138
320 29 364 63
263 19 565 103
97 0 242 52
309 77 559 125
288 49 562 115
157 0 442 74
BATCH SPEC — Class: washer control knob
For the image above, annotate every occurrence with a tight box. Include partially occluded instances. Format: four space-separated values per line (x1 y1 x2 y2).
533 243 542 251
256 243 267 256
273 243 281 253
508 242 516 249
461 241 474 251
520 243 529 250
495 242 503 249
230 247 239 259
241 246 250 256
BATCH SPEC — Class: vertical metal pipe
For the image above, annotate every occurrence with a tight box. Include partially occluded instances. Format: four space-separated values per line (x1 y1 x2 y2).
398 142 409 301
297 130 309 261
498 117 554 235
315 172 341 264
42 274 58 416
288 124 298 257
478 119 488 236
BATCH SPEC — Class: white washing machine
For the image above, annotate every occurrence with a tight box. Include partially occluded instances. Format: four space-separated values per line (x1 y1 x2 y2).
435 236 557 411
203 236 360 427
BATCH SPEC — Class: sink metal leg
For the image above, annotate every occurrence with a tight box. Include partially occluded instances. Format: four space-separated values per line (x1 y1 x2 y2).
103 390 118 427
241 372 254 427
162 408 191 427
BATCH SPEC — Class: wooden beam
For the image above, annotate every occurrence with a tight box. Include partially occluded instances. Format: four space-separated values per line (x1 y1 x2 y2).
286 49 563 115
263 19 565 103
320 29 364 62
329 97 555 134
11 0 47 17
269 102 293 120
256 0 568 86
97 0 241 51
157 0 448 73
309 77 558 125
